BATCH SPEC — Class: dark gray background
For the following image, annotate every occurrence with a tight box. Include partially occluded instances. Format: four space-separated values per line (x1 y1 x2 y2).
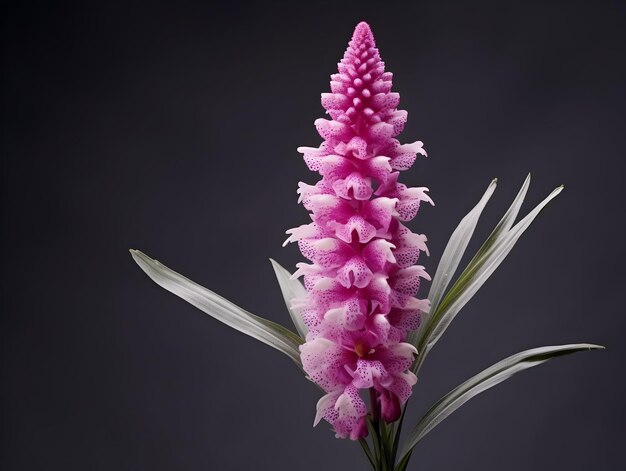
2 0 624 469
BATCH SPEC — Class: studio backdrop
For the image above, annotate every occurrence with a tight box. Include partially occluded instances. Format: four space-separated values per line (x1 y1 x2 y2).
2 1 624 470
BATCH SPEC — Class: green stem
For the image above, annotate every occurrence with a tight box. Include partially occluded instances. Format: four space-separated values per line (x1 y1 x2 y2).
379 420 391 471
369 388 399 471
394 450 412 471
366 418 382 471
391 403 408 467
369 388 380 422
359 438 376 470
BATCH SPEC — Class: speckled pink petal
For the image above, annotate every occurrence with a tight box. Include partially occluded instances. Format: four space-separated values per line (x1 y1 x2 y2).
336 256 373 289
332 384 368 440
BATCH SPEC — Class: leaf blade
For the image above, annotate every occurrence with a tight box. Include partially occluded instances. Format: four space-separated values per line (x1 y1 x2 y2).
415 184 563 372
424 179 497 323
399 343 603 460
131 249 303 367
409 179 497 346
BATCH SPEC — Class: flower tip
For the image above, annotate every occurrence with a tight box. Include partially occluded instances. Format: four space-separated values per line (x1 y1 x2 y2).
352 21 375 46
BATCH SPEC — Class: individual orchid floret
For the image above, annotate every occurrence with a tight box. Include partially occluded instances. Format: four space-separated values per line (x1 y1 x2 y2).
285 21 433 440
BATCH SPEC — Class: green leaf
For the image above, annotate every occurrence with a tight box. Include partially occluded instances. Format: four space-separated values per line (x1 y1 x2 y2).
408 179 497 346
399 343 603 461
269 258 308 339
414 182 562 373
413 175 528 360
130 249 304 368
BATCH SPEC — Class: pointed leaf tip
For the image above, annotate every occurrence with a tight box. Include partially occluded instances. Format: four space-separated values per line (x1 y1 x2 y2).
270 258 308 338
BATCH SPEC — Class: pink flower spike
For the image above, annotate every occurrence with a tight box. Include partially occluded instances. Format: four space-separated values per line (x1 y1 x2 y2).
286 21 432 440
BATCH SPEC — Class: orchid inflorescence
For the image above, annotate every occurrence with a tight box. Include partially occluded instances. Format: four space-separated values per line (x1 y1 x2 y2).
285 22 431 441
131 21 602 471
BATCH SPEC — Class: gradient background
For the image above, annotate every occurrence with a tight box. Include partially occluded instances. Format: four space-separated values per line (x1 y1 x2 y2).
2 1 625 469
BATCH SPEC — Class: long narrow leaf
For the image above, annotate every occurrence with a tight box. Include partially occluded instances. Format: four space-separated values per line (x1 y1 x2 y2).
424 180 497 325
415 185 563 372
131 249 304 367
413 176 528 356
409 179 497 346
270 258 308 338
399 343 603 461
